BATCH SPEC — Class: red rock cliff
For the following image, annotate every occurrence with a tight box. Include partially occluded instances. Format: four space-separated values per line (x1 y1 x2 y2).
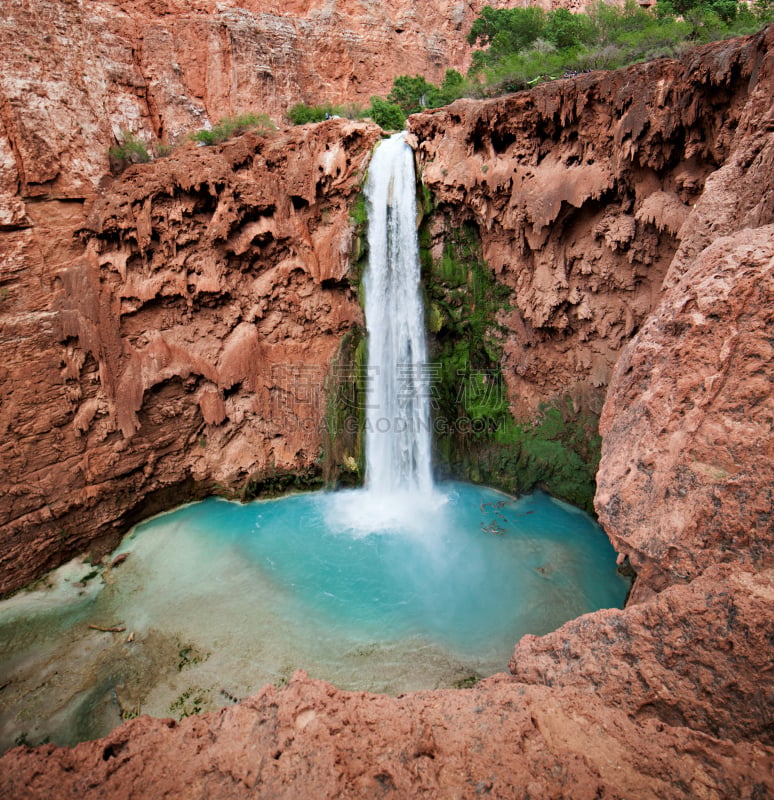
0 119 380 596
0 0 509 202
409 29 769 419
0 21 772 800
408 26 774 602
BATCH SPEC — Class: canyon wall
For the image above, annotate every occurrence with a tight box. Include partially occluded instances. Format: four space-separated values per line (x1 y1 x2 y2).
0 0 510 203
407 25 772 511
0 119 379 596
409 24 773 599
409 31 767 420
0 16 772 800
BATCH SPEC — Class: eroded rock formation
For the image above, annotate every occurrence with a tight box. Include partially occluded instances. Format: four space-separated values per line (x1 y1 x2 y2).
409 29 770 419
0 119 379 596
596 53 774 597
0 0 507 201
598 225 774 600
0 18 772 800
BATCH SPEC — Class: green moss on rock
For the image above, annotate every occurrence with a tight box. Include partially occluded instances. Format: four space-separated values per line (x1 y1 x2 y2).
422 214 601 513
323 326 367 488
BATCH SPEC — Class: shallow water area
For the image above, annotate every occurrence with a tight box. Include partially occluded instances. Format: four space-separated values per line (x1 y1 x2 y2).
0 483 628 752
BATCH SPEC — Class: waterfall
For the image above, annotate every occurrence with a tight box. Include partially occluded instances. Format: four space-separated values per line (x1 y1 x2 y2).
363 132 433 495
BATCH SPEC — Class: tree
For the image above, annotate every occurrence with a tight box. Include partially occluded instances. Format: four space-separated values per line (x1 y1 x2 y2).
661 0 739 18
545 8 594 49
468 7 548 60
368 97 406 130
431 69 466 106
387 75 437 115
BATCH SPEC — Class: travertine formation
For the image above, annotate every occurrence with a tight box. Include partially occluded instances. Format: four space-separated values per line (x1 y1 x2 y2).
0 7 772 798
408 29 770 420
0 120 379 596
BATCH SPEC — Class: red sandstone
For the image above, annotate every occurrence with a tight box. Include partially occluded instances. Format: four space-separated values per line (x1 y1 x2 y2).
0 10 772 799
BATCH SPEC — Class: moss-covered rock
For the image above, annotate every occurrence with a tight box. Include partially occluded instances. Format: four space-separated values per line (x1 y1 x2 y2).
421 213 601 513
240 466 324 500
323 326 367 488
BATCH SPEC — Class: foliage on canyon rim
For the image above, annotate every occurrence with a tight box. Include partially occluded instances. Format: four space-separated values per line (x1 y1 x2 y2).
466 0 774 93
193 113 276 145
365 0 774 112
108 114 276 173
287 102 367 124
366 97 407 131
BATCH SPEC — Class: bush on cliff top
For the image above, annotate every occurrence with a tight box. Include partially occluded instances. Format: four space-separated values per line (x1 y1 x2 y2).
362 0 774 117
466 0 774 94
366 97 407 131
288 102 364 124
193 113 275 146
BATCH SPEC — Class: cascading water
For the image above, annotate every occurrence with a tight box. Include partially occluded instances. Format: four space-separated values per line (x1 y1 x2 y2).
363 132 433 496
0 133 629 754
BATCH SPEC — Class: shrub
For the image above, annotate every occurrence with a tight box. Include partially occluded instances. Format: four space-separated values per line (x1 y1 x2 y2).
193 113 275 145
387 74 438 115
288 102 368 125
367 97 406 130
465 0 773 98
468 6 548 56
288 103 335 124
108 131 151 165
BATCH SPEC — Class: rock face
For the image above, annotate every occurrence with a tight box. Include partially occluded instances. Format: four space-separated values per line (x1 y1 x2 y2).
595 41 774 597
1 665 771 800
409 29 771 421
0 119 379 596
597 225 774 599
509 564 774 745
0 0 507 201
1 18 773 800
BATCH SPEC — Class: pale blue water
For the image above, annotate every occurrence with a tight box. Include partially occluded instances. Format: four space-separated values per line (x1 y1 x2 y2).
0 483 628 751
120 482 626 663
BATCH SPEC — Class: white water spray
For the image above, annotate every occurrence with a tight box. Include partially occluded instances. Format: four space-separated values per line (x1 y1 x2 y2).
363 132 433 495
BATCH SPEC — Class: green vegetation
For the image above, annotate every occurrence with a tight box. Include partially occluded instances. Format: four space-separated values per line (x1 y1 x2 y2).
424 222 510 437
367 96 407 130
453 674 482 689
349 192 368 230
108 131 152 167
324 327 367 487
168 687 209 719
239 466 323 500
467 0 774 94
358 0 773 119
485 399 602 514
108 113 275 172
422 218 602 512
154 141 174 158
287 102 367 124
193 113 275 145
177 642 211 672
387 70 467 115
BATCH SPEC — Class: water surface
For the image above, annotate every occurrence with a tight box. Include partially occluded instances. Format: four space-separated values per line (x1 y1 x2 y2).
0 483 627 752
